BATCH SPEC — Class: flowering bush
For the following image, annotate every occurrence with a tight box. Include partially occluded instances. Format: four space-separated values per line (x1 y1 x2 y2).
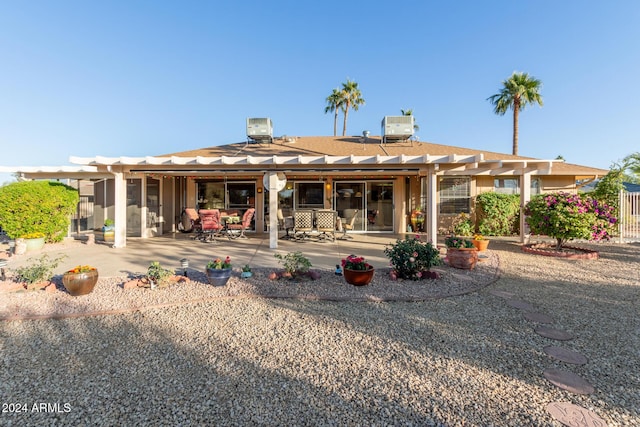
444 235 475 248
207 256 232 269
20 232 46 239
384 235 441 280
341 255 372 271
525 192 617 250
65 265 97 274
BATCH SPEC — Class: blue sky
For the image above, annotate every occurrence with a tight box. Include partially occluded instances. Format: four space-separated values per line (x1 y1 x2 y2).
1 1 639 184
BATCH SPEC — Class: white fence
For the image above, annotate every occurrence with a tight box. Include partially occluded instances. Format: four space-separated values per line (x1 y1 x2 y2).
619 191 640 242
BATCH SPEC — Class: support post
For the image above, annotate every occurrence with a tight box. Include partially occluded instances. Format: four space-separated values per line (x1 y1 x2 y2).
267 172 279 249
519 172 531 244
426 168 438 245
112 170 127 248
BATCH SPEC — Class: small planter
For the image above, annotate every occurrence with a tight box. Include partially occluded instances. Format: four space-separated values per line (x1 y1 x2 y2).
472 239 490 252
62 269 99 296
344 268 375 286
241 271 253 279
25 237 45 252
206 267 232 286
103 230 115 243
447 248 478 270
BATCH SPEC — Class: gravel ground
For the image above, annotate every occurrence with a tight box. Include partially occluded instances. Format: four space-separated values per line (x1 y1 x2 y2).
0 240 638 426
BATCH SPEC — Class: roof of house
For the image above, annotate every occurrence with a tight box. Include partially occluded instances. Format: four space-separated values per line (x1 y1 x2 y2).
160 136 609 178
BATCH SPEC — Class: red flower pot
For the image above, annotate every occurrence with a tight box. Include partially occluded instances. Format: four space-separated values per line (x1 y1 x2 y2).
344 268 374 286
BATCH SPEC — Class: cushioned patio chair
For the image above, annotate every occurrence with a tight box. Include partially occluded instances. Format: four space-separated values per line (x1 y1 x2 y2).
198 209 224 242
227 208 255 239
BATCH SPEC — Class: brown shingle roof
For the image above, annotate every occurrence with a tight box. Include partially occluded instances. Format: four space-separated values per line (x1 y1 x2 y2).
160 136 609 177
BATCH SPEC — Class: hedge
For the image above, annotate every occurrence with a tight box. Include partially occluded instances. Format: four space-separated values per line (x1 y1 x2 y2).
0 181 79 242
475 192 520 236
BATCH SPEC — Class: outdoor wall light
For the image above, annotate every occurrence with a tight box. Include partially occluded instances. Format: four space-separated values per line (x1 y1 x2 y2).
180 258 189 277
257 187 263 193
325 183 331 191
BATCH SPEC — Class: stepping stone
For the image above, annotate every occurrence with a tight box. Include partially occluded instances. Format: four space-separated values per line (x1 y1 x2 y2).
543 368 595 394
544 346 588 365
523 311 554 324
535 326 576 341
546 402 606 426
489 289 515 299
505 299 535 311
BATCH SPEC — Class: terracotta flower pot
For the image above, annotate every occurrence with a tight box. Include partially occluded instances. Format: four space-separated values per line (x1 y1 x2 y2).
62 269 99 296
344 268 374 286
472 239 490 252
206 267 232 286
447 248 478 270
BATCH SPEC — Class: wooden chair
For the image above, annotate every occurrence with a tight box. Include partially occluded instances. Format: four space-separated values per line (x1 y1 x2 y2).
338 209 358 240
227 208 255 239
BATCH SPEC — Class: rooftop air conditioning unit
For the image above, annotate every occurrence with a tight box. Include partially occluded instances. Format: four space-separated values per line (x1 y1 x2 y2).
246 117 273 143
381 115 414 144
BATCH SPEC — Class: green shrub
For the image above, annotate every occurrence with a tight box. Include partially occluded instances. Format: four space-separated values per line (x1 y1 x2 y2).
449 213 474 236
476 192 520 236
384 235 441 280
14 254 66 285
0 181 79 242
274 251 312 278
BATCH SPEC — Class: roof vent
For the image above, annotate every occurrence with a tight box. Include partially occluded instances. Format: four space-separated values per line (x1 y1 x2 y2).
246 118 273 143
381 116 414 144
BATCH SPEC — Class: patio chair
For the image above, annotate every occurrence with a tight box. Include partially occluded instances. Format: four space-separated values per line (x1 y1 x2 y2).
315 210 337 241
227 208 255 239
293 210 314 240
277 208 294 239
198 209 224 242
367 209 379 225
338 209 358 240
181 208 200 233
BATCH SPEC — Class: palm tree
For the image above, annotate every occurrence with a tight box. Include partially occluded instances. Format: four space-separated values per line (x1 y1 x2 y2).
487 72 543 155
324 88 343 137
339 79 365 136
400 108 420 131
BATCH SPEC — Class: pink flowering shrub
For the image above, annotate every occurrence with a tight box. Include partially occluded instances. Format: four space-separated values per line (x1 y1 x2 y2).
525 192 617 250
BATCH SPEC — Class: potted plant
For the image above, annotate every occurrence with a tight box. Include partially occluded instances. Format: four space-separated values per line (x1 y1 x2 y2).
384 235 441 280
274 251 312 279
444 234 478 270
471 234 490 252
241 264 252 279
341 254 374 286
21 232 46 252
102 219 115 243
62 265 99 296
206 256 232 286
147 261 173 289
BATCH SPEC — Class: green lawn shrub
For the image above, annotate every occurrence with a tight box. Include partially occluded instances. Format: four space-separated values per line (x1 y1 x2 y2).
0 181 79 242
475 192 520 236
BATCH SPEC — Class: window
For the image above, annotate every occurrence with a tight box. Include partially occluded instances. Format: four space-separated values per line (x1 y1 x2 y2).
494 177 541 195
440 177 470 214
494 178 519 195
295 182 325 209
